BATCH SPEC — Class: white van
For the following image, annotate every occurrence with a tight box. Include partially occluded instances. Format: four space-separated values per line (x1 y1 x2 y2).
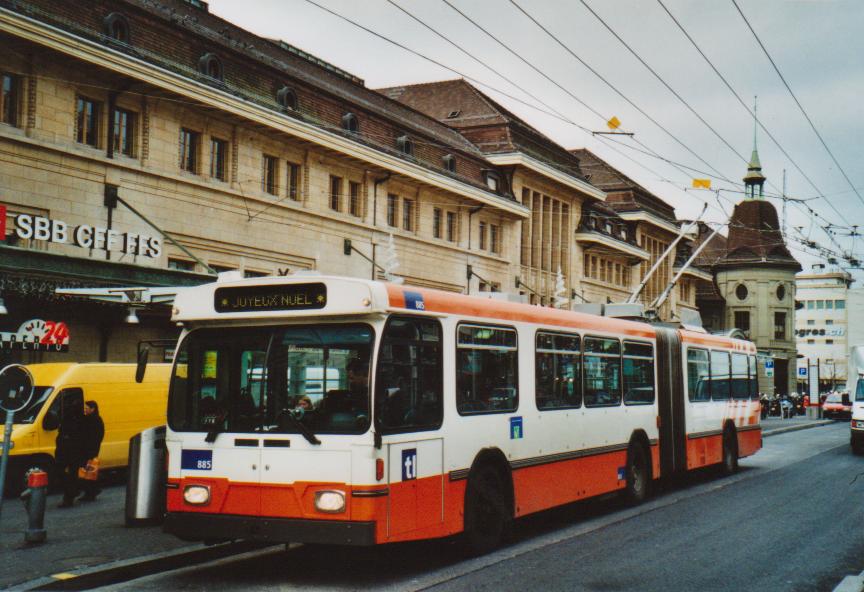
848 345 864 453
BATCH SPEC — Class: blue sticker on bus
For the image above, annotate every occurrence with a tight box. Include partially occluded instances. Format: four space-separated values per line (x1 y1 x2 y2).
510 416 523 439
402 448 417 481
617 466 625 481
181 449 213 471
403 291 425 311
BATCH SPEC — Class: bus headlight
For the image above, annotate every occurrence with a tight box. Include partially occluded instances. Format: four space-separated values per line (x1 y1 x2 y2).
183 485 211 505
314 490 346 513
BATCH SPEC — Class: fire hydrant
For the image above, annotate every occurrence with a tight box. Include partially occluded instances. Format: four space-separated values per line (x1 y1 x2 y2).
19 469 47 544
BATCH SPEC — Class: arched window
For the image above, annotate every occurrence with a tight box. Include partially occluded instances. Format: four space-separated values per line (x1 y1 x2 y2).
442 154 456 173
396 135 414 156
103 13 130 44
276 86 298 111
198 53 223 81
735 284 748 301
341 112 359 133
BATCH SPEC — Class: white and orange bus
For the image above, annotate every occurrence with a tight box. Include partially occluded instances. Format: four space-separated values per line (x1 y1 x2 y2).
158 274 761 552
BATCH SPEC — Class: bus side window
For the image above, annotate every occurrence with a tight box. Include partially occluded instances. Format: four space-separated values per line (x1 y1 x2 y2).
456 324 518 415
623 341 654 405
375 316 443 432
687 348 710 402
731 353 749 399
535 331 581 410
583 337 621 407
748 355 758 399
711 350 731 400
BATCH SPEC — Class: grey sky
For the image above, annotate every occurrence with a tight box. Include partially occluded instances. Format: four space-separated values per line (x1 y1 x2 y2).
206 0 864 283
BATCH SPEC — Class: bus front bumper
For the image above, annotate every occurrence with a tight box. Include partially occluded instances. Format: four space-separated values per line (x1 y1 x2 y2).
164 512 377 546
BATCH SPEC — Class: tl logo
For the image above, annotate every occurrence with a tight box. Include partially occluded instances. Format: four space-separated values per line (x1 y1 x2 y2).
401 448 417 481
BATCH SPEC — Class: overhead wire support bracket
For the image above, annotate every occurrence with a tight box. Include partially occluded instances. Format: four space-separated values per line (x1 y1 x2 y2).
591 131 635 136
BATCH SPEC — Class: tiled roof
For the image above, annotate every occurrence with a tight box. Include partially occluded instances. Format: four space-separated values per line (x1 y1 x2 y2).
570 149 677 222
718 200 801 270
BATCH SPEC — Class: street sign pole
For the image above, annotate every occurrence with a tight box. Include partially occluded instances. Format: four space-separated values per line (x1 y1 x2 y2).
0 410 13 518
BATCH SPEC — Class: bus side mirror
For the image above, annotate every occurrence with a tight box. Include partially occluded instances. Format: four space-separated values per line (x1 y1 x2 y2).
42 410 60 431
136 345 150 383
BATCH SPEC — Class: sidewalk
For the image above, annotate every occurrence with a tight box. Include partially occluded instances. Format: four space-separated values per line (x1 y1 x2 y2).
760 414 836 437
0 481 191 590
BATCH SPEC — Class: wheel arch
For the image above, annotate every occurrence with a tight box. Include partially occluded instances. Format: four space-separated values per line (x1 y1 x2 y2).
628 429 653 481
467 447 514 515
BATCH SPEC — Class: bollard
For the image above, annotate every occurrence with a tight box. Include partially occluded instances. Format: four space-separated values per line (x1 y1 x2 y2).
20 469 47 544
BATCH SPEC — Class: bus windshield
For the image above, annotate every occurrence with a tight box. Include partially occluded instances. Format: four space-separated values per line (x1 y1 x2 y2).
168 324 373 435
856 379 864 402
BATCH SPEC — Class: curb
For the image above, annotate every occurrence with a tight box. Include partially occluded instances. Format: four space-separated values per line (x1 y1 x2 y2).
834 573 864 592
12 540 275 591
762 420 834 438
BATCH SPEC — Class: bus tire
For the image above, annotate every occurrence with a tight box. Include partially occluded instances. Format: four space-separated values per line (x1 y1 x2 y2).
463 463 511 555
721 427 739 475
624 441 650 504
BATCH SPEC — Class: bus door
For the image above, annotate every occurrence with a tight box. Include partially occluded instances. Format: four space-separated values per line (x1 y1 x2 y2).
376 315 445 539
655 328 686 476
387 439 443 539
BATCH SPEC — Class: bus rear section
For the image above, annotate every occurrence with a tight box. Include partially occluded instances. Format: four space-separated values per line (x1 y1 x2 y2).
849 345 864 454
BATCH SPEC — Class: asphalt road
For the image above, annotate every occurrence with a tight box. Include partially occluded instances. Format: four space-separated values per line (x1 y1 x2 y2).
95 422 861 592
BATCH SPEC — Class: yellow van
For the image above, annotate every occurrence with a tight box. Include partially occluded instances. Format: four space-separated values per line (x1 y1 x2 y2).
3 363 170 493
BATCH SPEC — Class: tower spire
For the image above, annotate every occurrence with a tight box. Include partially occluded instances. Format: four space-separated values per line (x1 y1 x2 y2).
743 95 766 199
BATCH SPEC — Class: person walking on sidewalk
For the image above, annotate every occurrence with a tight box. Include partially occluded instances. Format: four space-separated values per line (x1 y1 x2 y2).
55 391 86 508
78 400 104 502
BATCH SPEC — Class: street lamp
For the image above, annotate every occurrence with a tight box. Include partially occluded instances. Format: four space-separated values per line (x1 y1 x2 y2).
124 307 140 324
0 297 7 315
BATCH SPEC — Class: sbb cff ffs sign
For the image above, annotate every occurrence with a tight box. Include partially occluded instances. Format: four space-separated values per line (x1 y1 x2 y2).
1 206 161 258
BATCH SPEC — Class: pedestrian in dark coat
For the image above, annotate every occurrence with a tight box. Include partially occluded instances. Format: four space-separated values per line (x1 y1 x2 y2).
79 400 105 501
55 391 85 508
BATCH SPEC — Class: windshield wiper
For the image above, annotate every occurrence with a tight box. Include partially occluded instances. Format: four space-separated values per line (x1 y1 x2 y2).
279 408 321 445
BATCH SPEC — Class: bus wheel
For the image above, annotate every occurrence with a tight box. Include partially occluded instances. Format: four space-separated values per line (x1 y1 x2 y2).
463 464 511 555
721 428 739 475
624 442 650 504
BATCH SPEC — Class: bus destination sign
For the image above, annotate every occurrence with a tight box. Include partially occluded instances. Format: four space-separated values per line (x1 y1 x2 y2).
214 283 327 313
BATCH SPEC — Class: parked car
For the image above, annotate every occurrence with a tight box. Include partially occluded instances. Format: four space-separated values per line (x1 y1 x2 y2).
823 392 852 420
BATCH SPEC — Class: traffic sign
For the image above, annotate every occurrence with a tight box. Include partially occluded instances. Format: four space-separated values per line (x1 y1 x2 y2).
0 364 34 413
765 359 774 378
798 367 808 377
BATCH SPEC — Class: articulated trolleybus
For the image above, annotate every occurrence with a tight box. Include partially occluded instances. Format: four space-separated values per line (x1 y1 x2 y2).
162 274 761 552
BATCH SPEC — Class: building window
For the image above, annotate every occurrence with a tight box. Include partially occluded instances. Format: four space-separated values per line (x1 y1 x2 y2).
735 284 748 301
276 86 298 110
396 135 414 156
826 320 834 325
179 128 199 173
442 154 456 173
807 339 815 344
446 211 457 242
774 312 787 340
244 269 269 278
348 181 361 217
210 138 227 181
479 221 487 250
198 53 223 81
484 171 500 192
807 319 815 326
168 258 195 271
287 162 300 200
826 339 835 345
433 208 442 239
836 300 846 309
76 97 101 147
329 175 342 211
826 300 834 310
103 13 130 44
402 198 414 231
387 194 398 227
776 284 786 301
490 224 501 254
807 300 814 310
816 300 824 310
341 112 359 133
112 108 135 156
734 311 750 333
263 155 278 195
1 73 19 126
